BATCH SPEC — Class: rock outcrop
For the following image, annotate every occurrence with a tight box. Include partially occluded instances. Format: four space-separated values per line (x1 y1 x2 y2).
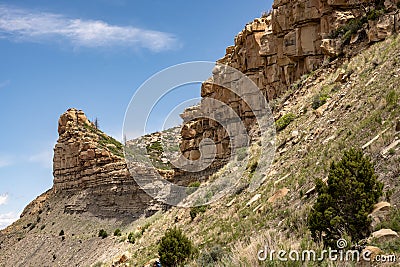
179 0 400 166
53 109 154 218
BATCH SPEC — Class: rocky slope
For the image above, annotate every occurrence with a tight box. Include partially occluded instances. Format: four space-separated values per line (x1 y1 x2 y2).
1 0 400 266
125 32 400 267
180 0 400 167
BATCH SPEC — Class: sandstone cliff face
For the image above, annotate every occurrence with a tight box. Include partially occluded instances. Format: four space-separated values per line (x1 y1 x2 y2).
53 109 154 218
179 0 400 163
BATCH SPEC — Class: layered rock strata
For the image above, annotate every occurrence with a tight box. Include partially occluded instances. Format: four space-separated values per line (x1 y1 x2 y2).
179 0 400 164
53 109 154 218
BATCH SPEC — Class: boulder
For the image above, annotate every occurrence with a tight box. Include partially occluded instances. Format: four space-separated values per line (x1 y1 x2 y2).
372 202 391 213
369 229 399 242
321 39 342 57
268 188 289 203
361 246 384 262
246 194 262 206
368 15 394 42
369 202 391 230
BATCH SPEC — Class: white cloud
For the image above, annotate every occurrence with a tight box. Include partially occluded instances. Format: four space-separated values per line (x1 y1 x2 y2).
28 150 53 169
0 194 8 205
0 156 12 168
0 4 178 52
0 212 18 230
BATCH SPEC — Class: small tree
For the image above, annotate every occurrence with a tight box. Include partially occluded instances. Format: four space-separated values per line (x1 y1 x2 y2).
158 227 194 267
94 117 99 129
308 149 383 247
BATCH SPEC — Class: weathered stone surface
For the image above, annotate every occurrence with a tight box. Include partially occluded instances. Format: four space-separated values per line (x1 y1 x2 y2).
321 38 343 57
372 202 391 213
369 202 391 230
368 14 397 42
361 246 384 262
53 108 154 218
267 188 289 203
180 1 399 162
369 229 399 242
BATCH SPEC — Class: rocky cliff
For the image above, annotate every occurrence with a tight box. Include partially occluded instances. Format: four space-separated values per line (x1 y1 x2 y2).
53 108 154 218
1 1 400 266
180 0 400 165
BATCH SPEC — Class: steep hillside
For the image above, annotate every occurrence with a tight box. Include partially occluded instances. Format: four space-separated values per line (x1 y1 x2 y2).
1 0 400 266
118 33 400 267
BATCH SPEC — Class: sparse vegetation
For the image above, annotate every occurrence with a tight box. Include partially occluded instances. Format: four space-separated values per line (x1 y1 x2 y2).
308 149 383 247
190 205 207 221
186 181 201 195
114 229 122 236
328 7 386 43
386 89 398 107
312 93 329 109
275 113 296 131
128 231 139 244
98 229 108 239
83 123 124 157
197 245 224 266
375 208 400 233
158 227 195 267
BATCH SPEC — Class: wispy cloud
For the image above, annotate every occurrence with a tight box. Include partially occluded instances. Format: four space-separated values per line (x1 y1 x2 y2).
0 4 178 52
0 212 18 230
0 156 12 168
28 150 53 169
0 194 8 205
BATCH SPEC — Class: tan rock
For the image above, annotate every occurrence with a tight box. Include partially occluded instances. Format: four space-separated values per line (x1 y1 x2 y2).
321 39 342 57
268 188 289 203
369 229 399 242
368 15 394 42
372 202 391 213
361 246 383 262
246 194 262 206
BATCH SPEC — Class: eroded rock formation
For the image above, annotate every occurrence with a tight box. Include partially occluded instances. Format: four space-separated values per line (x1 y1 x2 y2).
179 0 400 164
53 108 154 218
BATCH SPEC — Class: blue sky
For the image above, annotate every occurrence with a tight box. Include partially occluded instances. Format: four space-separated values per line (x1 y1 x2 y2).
0 0 273 228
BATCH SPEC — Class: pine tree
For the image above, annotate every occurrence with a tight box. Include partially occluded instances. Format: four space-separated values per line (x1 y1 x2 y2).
308 148 383 247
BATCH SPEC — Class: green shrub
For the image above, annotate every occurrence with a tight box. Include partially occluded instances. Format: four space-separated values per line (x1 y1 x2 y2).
308 149 383 247
312 93 329 110
186 181 201 195
114 229 122 236
275 113 296 131
375 208 400 233
128 232 136 244
386 90 398 106
98 229 108 239
158 227 195 267
197 245 224 266
141 222 151 235
190 205 207 221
